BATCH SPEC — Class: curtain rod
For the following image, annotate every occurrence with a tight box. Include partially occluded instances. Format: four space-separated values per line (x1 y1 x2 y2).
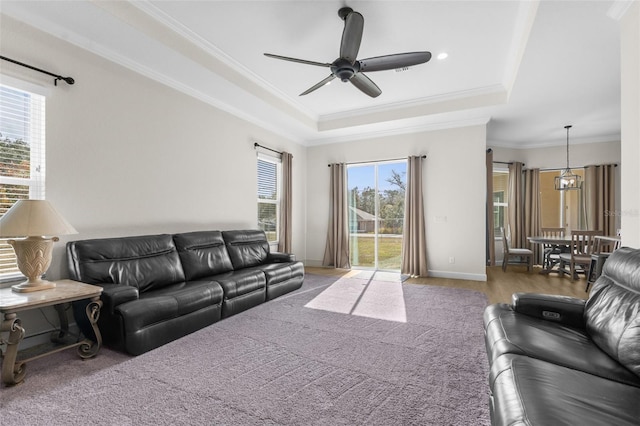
493 161 525 166
0 56 75 86
328 155 426 167
254 142 284 156
534 164 618 172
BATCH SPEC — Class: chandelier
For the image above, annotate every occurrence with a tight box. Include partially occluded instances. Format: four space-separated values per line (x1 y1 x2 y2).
554 125 582 190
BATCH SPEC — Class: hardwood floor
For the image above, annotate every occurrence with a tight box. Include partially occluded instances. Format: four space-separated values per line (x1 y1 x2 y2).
304 265 588 305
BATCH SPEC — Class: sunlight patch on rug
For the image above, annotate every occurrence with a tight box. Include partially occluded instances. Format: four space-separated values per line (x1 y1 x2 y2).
304 274 407 322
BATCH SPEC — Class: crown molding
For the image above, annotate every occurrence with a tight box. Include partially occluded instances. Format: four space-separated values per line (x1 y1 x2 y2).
489 134 621 150
319 84 505 123
607 0 636 20
306 116 490 146
502 0 539 96
1 8 304 143
88 41 305 144
128 0 318 123
89 0 316 130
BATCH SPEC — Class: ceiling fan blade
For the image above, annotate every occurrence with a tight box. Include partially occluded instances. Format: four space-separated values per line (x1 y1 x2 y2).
350 73 381 98
264 53 332 68
300 74 336 96
358 51 432 72
340 11 364 63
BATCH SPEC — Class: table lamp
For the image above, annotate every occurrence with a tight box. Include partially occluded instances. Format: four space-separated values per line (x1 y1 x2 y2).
0 199 77 293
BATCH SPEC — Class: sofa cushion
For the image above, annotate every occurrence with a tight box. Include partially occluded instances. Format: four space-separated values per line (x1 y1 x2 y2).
120 281 223 331
173 231 234 280
210 268 266 300
222 230 269 269
67 234 185 293
484 303 640 387
585 247 640 379
209 268 267 318
490 354 640 426
260 262 304 300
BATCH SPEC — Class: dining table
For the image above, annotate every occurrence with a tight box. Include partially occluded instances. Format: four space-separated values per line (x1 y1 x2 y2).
527 235 574 274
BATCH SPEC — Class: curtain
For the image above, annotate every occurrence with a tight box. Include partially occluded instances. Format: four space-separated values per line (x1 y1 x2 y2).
401 156 428 277
508 162 525 248
322 163 350 268
523 169 541 264
584 164 616 236
277 152 293 252
486 149 495 266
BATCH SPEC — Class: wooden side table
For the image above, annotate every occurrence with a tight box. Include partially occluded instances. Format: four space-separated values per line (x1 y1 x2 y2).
0 279 103 386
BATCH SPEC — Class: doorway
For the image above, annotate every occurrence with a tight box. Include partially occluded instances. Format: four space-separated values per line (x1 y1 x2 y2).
347 161 407 271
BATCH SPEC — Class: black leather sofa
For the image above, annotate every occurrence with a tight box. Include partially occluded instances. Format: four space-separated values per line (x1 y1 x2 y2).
483 246 640 425
67 230 304 355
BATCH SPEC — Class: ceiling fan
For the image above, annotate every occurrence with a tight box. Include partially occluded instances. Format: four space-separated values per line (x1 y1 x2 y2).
264 7 431 98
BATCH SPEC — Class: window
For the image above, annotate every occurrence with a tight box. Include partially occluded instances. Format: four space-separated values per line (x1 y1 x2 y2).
0 84 46 280
257 154 281 243
492 169 509 238
347 161 406 270
540 169 585 230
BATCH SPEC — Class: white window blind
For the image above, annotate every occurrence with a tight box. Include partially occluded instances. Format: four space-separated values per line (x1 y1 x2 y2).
0 84 46 280
257 153 281 243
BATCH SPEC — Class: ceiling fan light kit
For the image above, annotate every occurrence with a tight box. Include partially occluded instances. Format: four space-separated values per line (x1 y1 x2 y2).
264 7 431 98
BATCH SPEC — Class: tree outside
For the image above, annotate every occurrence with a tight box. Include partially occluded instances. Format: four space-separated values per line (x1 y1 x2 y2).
0 135 31 275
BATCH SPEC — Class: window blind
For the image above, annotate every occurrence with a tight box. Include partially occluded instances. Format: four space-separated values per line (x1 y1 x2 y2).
257 154 280 243
0 84 46 279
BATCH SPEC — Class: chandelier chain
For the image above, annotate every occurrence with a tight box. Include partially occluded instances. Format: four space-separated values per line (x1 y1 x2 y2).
565 125 572 169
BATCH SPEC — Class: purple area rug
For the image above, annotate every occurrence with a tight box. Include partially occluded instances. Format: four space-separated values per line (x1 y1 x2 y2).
1 273 490 425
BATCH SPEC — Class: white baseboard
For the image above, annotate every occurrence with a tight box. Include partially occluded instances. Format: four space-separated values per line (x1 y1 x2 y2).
428 270 487 282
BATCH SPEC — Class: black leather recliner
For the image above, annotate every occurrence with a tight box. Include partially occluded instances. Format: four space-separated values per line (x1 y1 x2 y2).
68 230 304 355
483 246 640 425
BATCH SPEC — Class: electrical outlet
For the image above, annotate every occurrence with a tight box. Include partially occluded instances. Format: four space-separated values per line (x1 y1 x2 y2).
449 257 455 264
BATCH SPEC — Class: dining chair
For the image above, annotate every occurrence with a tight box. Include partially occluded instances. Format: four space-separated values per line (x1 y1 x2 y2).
501 226 533 272
558 230 603 281
540 227 565 270
586 235 622 291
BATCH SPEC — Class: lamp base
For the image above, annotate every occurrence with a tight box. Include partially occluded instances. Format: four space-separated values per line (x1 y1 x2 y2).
12 279 56 293
8 237 58 293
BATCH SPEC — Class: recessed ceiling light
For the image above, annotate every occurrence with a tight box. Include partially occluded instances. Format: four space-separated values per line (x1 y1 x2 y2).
437 52 448 60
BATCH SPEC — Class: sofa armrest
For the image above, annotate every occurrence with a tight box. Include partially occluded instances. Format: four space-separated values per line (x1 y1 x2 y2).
512 293 586 329
267 252 296 263
100 283 139 314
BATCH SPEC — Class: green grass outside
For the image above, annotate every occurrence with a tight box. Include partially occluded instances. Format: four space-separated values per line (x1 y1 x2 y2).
350 236 402 270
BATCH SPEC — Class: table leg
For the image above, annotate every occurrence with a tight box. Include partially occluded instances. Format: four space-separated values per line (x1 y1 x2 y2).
51 303 70 343
77 296 102 358
1 312 26 386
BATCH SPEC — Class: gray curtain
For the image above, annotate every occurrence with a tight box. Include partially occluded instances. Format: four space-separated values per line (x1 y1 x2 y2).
584 164 616 236
524 168 541 264
486 149 495 266
401 156 428 277
508 162 525 248
322 163 350 268
277 151 292 253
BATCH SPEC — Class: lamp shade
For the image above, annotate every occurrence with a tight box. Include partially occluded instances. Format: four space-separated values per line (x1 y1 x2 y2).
0 200 77 238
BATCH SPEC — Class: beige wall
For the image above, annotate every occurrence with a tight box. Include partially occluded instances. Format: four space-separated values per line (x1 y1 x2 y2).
0 15 308 281
620 2 640 247
307 125 488 281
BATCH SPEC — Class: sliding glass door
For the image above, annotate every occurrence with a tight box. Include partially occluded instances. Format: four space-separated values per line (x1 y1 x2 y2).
347 161 407 271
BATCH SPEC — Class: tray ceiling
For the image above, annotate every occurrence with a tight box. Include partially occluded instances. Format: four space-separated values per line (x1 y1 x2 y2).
0 1 624 147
